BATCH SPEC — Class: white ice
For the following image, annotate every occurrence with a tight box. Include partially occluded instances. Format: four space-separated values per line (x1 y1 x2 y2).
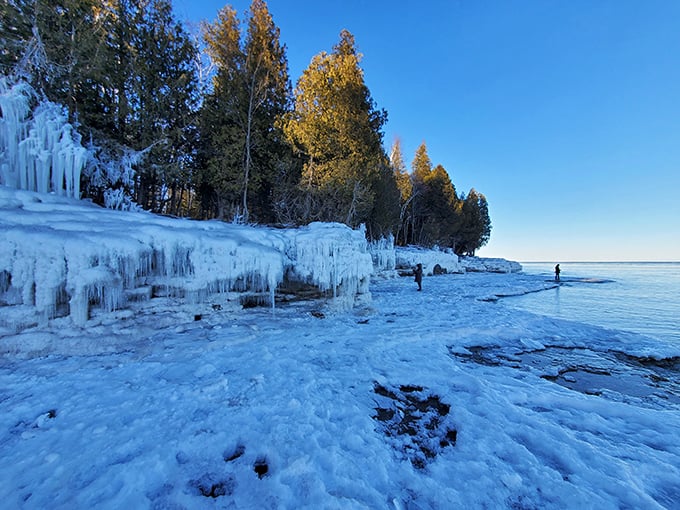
0 78 86 200
0 187 374 333
1 187 679 509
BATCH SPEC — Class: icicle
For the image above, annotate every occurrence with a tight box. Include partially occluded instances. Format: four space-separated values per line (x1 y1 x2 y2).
0 78 86 199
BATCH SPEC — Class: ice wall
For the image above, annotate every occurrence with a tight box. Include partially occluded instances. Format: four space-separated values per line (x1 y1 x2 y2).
284 222 373 307
0 188 373 333
368 235 396 274
395 246 463 275
0 78 86 199
460 257 522 273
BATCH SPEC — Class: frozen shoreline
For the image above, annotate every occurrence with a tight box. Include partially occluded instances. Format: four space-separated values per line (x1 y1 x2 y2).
1 271 679 509
1 187 679 508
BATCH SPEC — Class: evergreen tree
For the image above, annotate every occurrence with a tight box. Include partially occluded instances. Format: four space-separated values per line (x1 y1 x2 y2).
241 0 291 223
128 0 200 214
367 161 401 240
457 189 492 255
0 0 34 75
199 0 291 222
411 141 432 183
0 0 119 133
409 142 462 247
283 29 389 228
421 164 461 246
199 5 244 219
409 141 432 245
389 138 412 245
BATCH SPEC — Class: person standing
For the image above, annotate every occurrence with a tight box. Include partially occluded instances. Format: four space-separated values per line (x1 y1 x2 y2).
414 263 423 291
554 264 561 282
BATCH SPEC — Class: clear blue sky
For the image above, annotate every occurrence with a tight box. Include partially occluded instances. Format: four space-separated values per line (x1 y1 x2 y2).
173 0 680 262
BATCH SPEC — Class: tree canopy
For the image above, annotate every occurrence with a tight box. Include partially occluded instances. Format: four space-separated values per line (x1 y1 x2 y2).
282 29 395 231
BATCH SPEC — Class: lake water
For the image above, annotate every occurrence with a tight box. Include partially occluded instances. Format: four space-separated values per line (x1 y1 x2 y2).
502 262 680 345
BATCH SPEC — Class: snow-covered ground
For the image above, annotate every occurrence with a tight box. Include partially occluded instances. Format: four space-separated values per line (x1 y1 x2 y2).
1 188 679 509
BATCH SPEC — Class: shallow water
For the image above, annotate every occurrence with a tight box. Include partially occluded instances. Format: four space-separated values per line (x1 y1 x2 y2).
502 262 680 344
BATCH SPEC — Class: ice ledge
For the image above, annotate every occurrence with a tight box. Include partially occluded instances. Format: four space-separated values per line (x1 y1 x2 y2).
0 188 372 332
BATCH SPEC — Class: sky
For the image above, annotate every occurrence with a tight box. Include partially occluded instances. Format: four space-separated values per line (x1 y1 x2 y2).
172 0 680 262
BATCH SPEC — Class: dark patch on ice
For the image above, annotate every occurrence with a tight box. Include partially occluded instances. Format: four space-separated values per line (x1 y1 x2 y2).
548 277 614 284
193 314 202 321
12 409 58 434
253 456 269 478
373 383 457 469
0 270 11 293
240 293 271 309
223 443 245 462
189 473 235 498
450 345 680 407
310 310 325 319
480 276 615 302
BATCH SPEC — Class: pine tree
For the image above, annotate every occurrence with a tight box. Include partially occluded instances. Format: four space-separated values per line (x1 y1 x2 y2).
241 0 291 223
0 0 119 133
409 142 462 247
421 164 461 247
457 189 492 255
0 0 34 75
283 29 388 228
409 141 432 245
389 138 413 245
199 5 244 219
199 0 291 222
128 0 200 214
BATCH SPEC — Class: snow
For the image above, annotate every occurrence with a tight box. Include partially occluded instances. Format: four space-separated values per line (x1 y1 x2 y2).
1 187 679 509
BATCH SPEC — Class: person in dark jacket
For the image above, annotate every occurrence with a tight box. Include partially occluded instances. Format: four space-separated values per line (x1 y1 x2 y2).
554 264 561 282
414 263 423 291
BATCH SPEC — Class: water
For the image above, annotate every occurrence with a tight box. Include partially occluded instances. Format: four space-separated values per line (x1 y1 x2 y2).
502 262 680 344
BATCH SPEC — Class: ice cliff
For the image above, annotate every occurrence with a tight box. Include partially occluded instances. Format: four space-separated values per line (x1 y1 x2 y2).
0 188 372 333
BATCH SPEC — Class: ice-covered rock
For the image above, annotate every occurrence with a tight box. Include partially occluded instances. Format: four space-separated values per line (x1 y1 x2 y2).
283 222 373 306
460 256 522 273
368 235 396 274
0 188 372 332
395 246 463 275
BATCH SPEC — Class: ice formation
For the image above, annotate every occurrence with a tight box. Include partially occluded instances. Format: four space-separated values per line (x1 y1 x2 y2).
0 187 374 333
0 78 86 199
368 235 396 273
284 222 373 303
395 246 463 275
460 256 522 273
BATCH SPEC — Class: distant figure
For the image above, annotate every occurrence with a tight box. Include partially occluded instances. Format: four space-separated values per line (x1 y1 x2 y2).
554 264 561 282
414 263 423 291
